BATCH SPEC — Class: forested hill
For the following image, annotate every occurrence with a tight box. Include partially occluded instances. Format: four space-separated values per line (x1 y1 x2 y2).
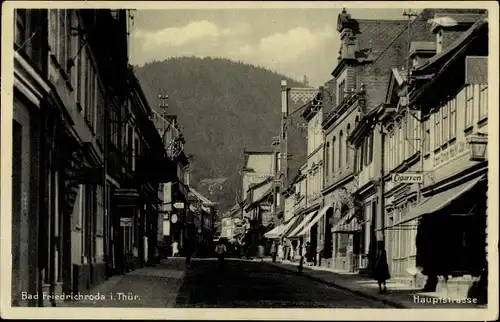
134 56 307 212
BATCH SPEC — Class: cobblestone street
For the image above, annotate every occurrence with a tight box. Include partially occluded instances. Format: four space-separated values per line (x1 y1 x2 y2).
174 259 390 308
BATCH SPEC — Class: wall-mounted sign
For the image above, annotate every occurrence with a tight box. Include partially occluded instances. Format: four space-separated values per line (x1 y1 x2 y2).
120 218 133 227
433 141 468 168
171 214 178 224
173 202 184 209
392 173 423 184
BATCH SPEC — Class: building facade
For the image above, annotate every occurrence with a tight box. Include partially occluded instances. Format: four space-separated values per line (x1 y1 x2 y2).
11 9 177 307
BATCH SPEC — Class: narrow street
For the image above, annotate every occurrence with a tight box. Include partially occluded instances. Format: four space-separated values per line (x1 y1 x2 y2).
175 258 389 308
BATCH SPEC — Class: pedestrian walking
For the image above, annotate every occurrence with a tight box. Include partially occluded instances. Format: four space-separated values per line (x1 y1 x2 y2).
172 240 179 257
373 240 390 294
277 242 284 261
257 243 265 263
215 239 228 270
270 241 277 263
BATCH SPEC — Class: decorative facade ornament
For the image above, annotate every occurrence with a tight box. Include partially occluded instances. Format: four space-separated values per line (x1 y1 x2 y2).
289 88 320 105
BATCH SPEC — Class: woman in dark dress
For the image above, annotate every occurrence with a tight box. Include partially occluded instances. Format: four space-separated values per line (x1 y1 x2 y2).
373 240 390 293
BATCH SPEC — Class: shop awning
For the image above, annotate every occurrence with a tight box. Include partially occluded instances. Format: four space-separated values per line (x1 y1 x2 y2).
286 210 318 238
380 175 486 231
295 202 333 237
332 207 361 234
264 215 300 239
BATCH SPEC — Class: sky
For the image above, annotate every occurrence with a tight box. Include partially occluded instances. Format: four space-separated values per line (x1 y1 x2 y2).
129 7 414 86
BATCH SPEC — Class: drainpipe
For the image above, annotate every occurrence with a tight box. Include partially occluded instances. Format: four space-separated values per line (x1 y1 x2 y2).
376 122 385 243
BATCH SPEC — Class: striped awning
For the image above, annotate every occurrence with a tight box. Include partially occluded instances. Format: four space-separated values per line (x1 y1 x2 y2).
295 202 333 237
264 215 300 239
287 210 318 238
331 207 362 234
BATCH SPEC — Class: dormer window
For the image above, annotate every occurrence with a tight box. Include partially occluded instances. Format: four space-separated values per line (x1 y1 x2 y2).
436 30 443 54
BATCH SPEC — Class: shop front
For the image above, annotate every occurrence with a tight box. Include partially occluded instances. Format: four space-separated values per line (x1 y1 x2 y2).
382 170 487 297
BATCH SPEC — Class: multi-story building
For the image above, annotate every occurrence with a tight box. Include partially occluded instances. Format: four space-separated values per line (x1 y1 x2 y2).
11 8 175 307
317 9 409 272
12 8 49 308
346 9 488 300
240 150 277 253
283 92 327 265
398 13 487 297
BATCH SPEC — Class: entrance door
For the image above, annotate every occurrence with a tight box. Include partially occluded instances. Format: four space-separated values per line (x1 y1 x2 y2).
12 100 37 306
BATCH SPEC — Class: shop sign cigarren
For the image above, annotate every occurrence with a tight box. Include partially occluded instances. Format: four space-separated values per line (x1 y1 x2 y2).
392 173 423 184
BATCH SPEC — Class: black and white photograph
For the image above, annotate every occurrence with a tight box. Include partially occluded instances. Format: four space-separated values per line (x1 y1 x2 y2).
1 1 498 320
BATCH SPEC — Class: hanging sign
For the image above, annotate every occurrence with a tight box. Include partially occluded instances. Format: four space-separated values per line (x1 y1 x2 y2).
392 173 423 184
173 202 184 209
171 214 178 224
120 218 133 227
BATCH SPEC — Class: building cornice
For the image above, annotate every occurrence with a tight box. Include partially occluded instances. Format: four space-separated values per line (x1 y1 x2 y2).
322 172 354 196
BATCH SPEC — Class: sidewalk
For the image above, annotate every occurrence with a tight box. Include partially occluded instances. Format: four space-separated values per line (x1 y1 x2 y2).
266 259 486 309
57 258 186 308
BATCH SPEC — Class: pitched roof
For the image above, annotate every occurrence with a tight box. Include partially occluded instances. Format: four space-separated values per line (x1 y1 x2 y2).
188 186 215 206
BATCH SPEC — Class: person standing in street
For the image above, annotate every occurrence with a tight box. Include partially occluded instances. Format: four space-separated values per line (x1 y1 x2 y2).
257 242 265 263
373 240 390 294
215 240 228 270
277 242 284 262
172 240 179 257
270 241 277 263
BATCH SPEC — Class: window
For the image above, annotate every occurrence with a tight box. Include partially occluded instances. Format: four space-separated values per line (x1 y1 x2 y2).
359 139 365 171
449 98 457 139
128 126 133 167
413 113 419 153
406 115 412 156
339 131 343 169
394 123 399 165
325 142 330 179
15 9 27 48
434 112 441 148
57 10 66 64
479 84 488 119
96 87 105 144
76 37 85 108
363 136 369 166
338 80 346 106
442 101 449 143
96 186 104 236
332 137 336 175
369 133 374 164
465 85 474 127
355 116 359 126
346 124 351 166
15 10 44 68
398 122 404 162
84 51 97 130
424 119 431 155
84 184 96 261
